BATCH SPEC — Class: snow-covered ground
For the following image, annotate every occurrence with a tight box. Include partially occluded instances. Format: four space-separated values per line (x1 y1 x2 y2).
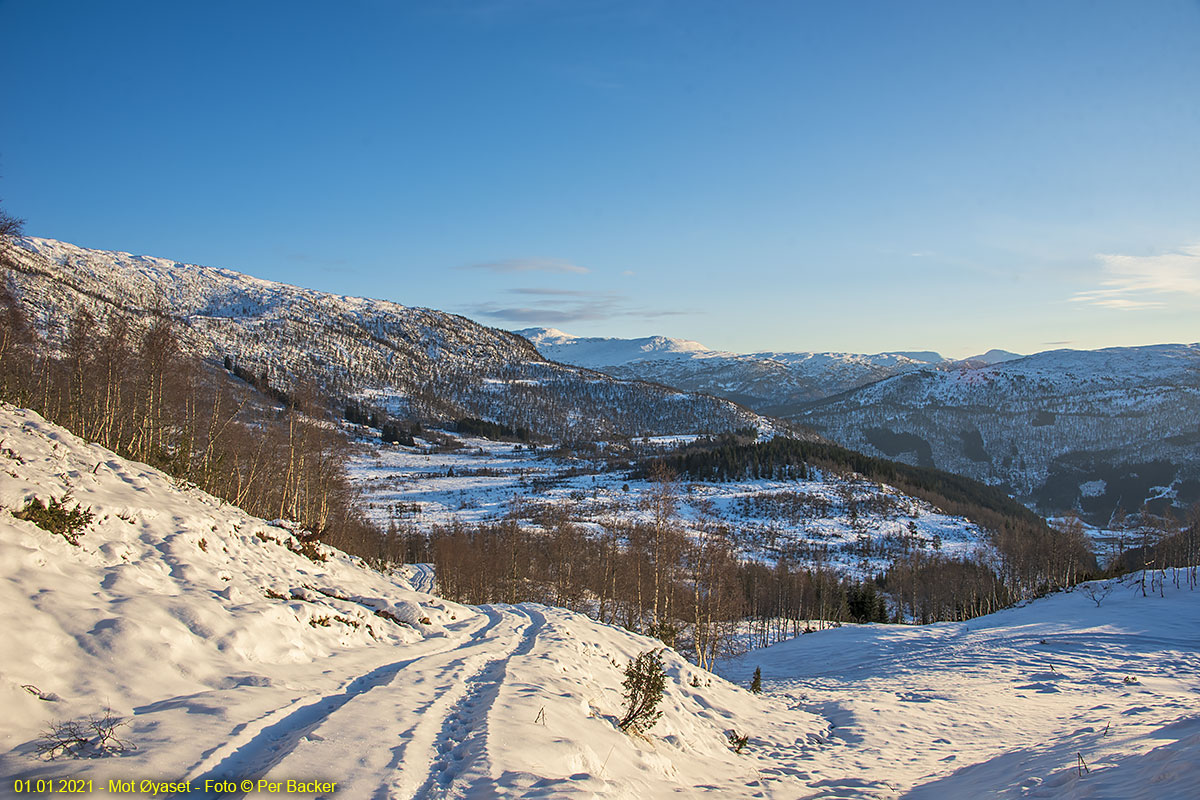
722 575 1200 798
349 431 988 576
3 406 1196 799
0 406 822 798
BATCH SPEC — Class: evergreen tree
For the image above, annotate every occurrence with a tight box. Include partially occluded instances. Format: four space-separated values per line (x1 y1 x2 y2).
750 666 762 694
618 650 666 733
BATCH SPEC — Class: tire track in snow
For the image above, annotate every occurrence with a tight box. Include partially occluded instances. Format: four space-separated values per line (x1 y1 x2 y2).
383 605 544 800
178 611 506 799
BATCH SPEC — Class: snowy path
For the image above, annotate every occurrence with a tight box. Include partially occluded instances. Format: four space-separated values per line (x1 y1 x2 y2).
168 607 543 800
383 606 543 800
401 564 437 595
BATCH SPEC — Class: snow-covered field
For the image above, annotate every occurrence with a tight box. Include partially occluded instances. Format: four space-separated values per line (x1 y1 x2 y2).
349 432 987 575
722 576 1200 798
2 405 1197 799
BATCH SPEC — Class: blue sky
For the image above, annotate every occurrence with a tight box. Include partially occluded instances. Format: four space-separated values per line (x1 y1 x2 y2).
3 0 1199 358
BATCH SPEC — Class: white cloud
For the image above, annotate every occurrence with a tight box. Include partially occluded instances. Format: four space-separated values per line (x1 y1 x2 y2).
469 290 692 324
509 287 597 297
459 258 589 275
1071 244 1200 310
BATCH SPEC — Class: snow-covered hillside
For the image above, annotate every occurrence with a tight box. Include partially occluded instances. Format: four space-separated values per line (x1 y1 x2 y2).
2 239 776 440
349 430 990 577
3 406 1196 798
797 344 1200 520
721 573 1200 799
517 327 1021 411
0 405 822 798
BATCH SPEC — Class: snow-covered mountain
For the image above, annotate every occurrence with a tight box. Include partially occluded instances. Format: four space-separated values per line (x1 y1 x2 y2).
796 345 1200 521
2 239 778 440
518 328 1200 522
519 327 718 367
516 327 1020 410
961 347 1025 366
4 405 1196 797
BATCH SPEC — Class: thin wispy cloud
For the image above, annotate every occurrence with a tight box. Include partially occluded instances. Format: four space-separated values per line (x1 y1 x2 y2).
509 287 598 297
471 305 612 324
1071 244 1200 310
459 258 590 275
469 289 691 324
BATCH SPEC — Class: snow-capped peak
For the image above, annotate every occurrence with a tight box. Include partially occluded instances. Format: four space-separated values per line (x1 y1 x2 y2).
515 328 721 369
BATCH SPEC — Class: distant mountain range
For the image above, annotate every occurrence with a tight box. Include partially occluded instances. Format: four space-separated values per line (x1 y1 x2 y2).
1 238 780 441
517 327 1023 411
5 236 1194 523
797 345 1200 522
519 328 1200 522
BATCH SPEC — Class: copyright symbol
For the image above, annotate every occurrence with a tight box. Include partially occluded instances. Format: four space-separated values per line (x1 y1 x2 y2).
241 780 254 792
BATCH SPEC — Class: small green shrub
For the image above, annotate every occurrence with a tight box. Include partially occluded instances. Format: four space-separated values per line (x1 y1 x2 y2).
647 619 679 648
750 666 762 694
727 730 749 753
13 496 94 545
618 649 666 733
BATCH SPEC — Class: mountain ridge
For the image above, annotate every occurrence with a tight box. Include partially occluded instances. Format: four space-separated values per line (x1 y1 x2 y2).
516 326 1200 521
795 342 1200 520
2 238 783 441
514 325 1026 408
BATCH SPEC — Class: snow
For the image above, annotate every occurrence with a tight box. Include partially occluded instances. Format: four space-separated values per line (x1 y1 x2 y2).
0 406 823 797
348 431 988 576
720 574 1200 798
965 348 1025 365
516 327 947 373
516 328 717 368
3 405 1197 798
514 328 952 407
798 342 1200 516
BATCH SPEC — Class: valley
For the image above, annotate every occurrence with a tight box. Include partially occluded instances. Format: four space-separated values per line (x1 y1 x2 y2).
520 328 1200 525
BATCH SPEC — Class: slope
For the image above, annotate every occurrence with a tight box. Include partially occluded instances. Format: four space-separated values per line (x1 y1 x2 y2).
721 572 1200 799
0 404 825 799
794 345 1200 520
2 238 774 440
